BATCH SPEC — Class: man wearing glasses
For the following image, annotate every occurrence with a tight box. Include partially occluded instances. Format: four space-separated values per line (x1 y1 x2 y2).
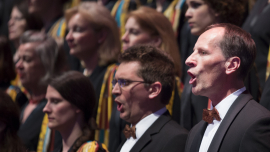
113 45 188 152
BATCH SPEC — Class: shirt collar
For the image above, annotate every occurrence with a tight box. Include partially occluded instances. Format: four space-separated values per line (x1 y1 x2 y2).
214 87 246 120
131 107 167 139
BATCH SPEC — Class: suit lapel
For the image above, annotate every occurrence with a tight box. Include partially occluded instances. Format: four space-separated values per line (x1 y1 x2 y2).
185 120 208 152
116 139 126 152
208 92 253 152
130 111 171 152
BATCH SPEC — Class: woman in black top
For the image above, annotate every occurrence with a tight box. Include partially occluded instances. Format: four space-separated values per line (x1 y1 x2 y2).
44 71 107 152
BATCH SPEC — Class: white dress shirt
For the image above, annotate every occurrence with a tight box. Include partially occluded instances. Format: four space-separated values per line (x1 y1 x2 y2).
199 87 246 152
120 107 167 152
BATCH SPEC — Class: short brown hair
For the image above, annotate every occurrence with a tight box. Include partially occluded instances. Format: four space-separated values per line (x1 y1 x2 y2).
119 45 175 105
206 23 256 80
204 0 247 26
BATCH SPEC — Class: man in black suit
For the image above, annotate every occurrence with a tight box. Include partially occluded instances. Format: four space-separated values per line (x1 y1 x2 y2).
113 45 188 152
185 23 270 152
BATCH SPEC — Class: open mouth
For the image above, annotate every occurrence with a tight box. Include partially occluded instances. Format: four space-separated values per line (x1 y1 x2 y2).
187 71 196 84
115 100 123 112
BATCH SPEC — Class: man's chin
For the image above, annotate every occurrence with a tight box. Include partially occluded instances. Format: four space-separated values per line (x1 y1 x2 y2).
120 113 130 122
191 88 201 96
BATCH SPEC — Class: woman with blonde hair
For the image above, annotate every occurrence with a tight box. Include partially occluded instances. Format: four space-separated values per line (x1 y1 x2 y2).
65 2 121 150
121 6 182 124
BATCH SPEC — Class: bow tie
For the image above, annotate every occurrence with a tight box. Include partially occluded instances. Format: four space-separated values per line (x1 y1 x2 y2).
123 124 136 139
202 107 221 123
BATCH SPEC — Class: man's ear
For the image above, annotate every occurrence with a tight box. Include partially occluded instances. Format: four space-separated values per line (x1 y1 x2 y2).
148 82 162 99
97 29 108 44
151 36 162 48
225 57 241 75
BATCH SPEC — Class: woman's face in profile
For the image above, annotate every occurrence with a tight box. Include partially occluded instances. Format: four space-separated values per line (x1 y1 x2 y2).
122 17 159 51
66 13 100 59
15 43 45 89
43 85 80 130
185 0 218 36
8 7 27 41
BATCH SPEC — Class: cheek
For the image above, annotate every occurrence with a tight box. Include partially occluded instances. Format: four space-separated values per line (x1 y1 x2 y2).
198 9 215 27
55 105 77 121
27 62 45 78
76 34 95 47
130 35 152 46
18 21 27 31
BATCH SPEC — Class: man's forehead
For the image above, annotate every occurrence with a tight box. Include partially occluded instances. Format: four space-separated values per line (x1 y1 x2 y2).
195 27 225 48
116 61 141 78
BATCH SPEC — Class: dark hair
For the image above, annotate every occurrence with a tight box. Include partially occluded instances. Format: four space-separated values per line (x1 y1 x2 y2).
0 91 25 152
118 45 175 105
13 0 43 31
206 23 256 80
49 71 97 152
204 0 246 26
0 36 16 83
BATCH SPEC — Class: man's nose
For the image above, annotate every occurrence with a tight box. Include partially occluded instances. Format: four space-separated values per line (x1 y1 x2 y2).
185 53 197 67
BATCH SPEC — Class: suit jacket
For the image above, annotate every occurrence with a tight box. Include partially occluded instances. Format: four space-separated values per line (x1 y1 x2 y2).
185 92 270 152
116 111 188 152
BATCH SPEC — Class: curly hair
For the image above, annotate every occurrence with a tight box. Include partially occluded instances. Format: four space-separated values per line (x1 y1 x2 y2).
204 0 247 26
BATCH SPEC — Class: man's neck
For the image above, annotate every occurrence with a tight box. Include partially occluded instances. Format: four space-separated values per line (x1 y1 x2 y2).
210 84 245 107
131 105 166 126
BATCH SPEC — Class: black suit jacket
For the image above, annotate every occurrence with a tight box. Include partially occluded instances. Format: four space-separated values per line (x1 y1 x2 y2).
116 111 188 152
185 92 270 152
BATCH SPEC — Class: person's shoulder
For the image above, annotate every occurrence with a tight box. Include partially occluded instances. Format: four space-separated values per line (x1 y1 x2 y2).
77 141 108 152
245 99 270 117
159 116 189 136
